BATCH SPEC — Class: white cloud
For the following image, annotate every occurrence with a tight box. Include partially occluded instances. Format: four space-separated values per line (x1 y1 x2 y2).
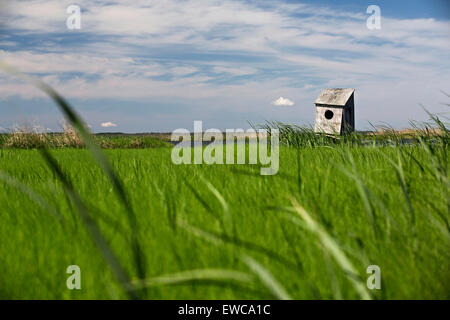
170 66 198 76
213 66 257 76
101 122 117 128
273 97 294 107
0 50 163 76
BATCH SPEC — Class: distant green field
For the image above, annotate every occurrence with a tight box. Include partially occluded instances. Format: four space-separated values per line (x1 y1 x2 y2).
0 132 172 149
0 141 448 299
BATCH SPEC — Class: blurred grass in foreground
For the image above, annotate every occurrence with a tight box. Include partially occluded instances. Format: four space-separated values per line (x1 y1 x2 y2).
0 142 448 299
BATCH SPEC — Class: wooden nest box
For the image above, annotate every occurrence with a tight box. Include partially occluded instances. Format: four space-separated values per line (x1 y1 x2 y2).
314 88 355 135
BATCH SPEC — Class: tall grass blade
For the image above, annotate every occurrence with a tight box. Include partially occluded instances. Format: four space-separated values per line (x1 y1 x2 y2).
338 150 377 234
290 198 372 300
130 269 253 289
241 254 292 300
200 176 231 234
381 151 416 232
178 218 299 270
39 149 137 298
0 170 61 219
0 64 147 282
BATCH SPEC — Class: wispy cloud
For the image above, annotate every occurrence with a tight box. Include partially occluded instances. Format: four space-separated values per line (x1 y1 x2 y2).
0 0 449 130
213 66 258 76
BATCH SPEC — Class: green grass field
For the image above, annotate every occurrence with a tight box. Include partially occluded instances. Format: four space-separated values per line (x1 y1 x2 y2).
0 137 448 299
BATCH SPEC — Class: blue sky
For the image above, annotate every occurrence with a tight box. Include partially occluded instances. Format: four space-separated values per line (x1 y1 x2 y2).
0 0 449 132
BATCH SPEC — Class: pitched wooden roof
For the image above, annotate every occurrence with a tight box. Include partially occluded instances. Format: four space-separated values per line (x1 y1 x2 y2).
315 88 354 106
